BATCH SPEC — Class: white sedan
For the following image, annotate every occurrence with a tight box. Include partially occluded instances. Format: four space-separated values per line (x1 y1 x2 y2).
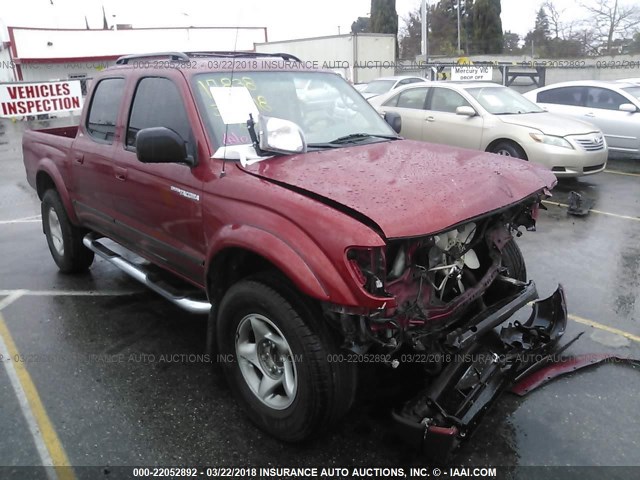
369 82 608 177
524 80 640 158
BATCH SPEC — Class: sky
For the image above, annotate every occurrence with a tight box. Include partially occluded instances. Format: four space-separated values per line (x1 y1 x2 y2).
0 0 616 43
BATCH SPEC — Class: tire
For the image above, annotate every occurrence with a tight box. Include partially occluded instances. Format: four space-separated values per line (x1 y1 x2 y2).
490 141 526 160
41 189 94 273
216 278 355 442
501 239 527 281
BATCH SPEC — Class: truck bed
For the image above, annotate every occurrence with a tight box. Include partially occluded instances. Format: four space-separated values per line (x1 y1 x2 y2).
22 126 78 193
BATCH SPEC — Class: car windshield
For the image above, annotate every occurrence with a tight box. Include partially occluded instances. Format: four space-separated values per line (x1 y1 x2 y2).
466 86 544 115
362 80 396 94
622 86 640 101
193 71 395 148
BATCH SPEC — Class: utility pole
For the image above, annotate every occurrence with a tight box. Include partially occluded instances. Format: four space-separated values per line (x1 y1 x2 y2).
421 0 428 61
457 0 461 53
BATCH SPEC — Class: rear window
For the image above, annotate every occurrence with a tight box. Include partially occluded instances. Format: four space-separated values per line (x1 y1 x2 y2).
86 78 125 143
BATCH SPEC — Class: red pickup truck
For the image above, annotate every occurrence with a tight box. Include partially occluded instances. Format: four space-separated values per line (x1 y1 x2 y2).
22 52 567 457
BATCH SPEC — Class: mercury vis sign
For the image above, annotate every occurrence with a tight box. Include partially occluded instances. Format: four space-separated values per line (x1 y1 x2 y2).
0 81 83 117
451 66 493 81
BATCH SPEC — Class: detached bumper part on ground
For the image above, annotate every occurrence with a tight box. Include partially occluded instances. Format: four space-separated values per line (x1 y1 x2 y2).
392 284 567 459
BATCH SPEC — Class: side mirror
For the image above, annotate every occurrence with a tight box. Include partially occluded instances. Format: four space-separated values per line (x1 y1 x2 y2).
456 106 477 117
135 127 191 165
384 111 402 133
619 103 637 113
258 115 307 155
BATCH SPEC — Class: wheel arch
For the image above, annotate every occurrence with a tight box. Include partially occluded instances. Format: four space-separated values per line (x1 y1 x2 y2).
485 138 528 160
205 226 359 307
35 160 79 224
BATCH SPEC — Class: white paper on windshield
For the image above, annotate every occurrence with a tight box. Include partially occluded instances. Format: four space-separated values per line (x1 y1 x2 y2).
209 87 260 125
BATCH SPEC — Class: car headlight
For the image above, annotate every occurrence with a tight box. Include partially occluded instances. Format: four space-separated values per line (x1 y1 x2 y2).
529 133 574 150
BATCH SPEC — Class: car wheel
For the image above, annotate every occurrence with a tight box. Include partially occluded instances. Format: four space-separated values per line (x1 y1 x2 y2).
501 239 527 281
41 189 94 273
491 142 527 160
216 279 355 442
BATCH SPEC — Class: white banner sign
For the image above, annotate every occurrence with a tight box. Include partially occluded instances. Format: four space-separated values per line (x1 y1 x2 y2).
0 80 83 117
451 66 493 82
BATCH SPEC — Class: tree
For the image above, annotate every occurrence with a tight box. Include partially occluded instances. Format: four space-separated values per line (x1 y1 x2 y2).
428 0 474 55
399 8 423 59
581 0 639 55
370 0 399 35
472 0 503 54
370 0 399 55
351 17 370 34
503 31 521 53
524 7 550 56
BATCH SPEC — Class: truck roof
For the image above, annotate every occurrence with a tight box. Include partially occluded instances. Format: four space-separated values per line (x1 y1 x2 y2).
106 51 324 74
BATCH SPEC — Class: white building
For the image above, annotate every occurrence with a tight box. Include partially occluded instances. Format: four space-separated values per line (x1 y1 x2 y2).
256 33 397 83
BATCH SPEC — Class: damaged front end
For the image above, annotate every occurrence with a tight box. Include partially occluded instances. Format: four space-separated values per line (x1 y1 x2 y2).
326 194 568 458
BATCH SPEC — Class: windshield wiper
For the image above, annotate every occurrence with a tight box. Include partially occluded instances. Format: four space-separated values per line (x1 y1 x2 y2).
328 133 400 144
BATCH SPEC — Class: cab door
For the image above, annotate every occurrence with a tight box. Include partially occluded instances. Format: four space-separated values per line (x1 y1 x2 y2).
423 86 484 150
377 86 430 140
584 87 640 155
69 77 126 234
110 75 207 282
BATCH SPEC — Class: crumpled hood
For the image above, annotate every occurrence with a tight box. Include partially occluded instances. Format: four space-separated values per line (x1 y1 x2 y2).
240 140 556 239
499 112 599 136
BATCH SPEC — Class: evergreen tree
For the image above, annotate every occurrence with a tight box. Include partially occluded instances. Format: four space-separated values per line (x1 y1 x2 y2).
370 0 399 56
524 7 550 56
472 0 503 53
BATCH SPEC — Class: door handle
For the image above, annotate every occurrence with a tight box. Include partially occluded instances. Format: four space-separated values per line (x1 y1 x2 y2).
585 112 595 118
115 167 127 181
426 116 435 122
73 153 84 164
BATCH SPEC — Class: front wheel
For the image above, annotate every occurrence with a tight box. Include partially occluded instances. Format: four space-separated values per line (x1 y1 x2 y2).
41 190 94 273
490 141 527 160
216 279 355 442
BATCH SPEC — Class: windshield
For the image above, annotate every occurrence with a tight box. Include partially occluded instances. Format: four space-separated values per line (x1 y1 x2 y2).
193 71 395 147
622 86 640 101
466 86 544 115
362 80 396 94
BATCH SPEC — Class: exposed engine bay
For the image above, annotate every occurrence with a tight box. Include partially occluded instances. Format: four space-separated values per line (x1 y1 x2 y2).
326 196 569 459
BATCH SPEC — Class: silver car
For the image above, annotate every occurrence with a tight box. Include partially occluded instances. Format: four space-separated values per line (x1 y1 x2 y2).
369 82 608 177
360 76 429 100
524 81 640 158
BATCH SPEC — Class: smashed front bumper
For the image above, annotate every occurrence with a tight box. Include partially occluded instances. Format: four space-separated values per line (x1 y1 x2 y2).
392 282 567 460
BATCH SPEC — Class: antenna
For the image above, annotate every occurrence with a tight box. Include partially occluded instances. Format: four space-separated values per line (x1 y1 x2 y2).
220 25 242 179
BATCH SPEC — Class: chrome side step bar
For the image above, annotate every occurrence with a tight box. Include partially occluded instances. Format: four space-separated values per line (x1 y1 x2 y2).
83 233 211 315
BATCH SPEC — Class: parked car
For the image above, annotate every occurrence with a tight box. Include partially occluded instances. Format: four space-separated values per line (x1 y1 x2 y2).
359 75 428 99
369 81 607 177
524 80 640 158
22 52 566 457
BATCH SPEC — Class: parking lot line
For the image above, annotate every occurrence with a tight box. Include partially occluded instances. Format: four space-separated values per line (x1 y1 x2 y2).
604 169 640 178
0 313 76 480
542 200 640 222
0 215 42 225
569 313 640 344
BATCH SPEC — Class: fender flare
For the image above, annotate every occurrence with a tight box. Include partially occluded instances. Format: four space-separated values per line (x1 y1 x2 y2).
205 224 358 305
36 158 79 224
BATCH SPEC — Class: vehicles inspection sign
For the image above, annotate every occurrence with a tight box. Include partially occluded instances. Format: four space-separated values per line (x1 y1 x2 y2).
451 66 493 81
0 80 83 117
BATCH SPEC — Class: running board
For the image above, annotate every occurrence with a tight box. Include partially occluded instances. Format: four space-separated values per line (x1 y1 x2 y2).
83 233 211 315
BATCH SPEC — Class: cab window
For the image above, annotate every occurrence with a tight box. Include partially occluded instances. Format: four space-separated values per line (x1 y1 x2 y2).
86 78 125 143
126 77 195 158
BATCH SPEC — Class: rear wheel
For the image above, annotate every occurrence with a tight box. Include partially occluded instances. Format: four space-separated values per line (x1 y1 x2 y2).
41 190 94 273
216 278 355 442
490 141 526 160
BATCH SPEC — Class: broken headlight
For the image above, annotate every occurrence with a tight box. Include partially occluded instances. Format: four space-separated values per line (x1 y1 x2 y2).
346 247 389 297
